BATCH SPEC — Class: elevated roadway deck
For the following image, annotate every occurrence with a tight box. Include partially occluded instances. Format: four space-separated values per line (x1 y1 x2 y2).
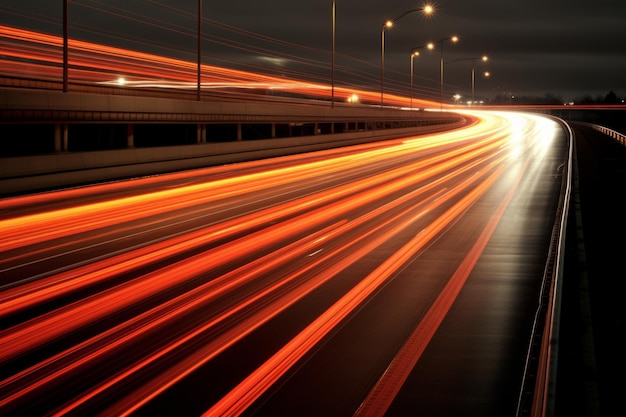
0 89 466 196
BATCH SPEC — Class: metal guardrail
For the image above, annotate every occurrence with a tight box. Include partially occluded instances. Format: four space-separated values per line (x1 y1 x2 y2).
516 117 573 417
589 123 626 146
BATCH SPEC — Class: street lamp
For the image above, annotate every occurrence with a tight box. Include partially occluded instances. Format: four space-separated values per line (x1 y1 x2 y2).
445 55 488 104
476 70 491 104
381 5 434 108
471 56 488 103
197 0 202 101
409 43 434 109
63 0 68 92
434 36 459 110
331 0 336 108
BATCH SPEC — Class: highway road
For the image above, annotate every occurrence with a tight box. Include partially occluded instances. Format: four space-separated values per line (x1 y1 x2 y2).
0 110 570 416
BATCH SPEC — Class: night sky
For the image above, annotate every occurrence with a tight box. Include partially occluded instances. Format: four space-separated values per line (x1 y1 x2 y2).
1 0 625 102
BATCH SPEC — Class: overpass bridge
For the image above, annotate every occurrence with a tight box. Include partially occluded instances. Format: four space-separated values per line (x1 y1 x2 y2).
0 88 466 196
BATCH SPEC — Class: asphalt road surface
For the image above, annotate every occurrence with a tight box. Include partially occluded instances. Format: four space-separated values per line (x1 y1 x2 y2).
0 111 570 416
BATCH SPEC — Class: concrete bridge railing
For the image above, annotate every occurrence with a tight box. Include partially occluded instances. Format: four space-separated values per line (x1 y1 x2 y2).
0 89 467 196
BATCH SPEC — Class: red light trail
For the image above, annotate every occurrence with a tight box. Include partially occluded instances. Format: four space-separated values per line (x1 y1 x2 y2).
0 110 565 415
0 24 436 107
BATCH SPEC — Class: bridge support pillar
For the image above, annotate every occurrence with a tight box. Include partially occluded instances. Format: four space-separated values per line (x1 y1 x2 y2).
54 124 68 152
127 124 134 148
237 123 242 141
197 124 206 143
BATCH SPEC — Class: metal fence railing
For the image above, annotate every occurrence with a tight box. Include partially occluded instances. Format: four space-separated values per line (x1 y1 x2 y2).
589 123 626 146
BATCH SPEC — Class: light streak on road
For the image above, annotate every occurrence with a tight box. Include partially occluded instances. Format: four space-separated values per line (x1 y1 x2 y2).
203 155 512 417
354 155 530 417
0 111 565 416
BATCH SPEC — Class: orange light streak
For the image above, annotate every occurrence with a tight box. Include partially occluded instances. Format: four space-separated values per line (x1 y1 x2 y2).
0 110 560 416
0 119 494 255
96 158 502 417
354 158 532 417
0 128 507 319
203 151 512 417
0 127 508 362
0 25 439 107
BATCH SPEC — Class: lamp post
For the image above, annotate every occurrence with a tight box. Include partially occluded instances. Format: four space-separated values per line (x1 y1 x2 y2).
433 36 459 110
381 5 433 109
63 0 68 92
331 0 335 108
471 56 488 103
474 71 491 104
409 50 419 109
197 0 202 101
445 55 488 104
409 43 434 109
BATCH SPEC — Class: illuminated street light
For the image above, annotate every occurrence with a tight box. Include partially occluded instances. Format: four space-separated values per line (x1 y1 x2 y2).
381 5 434 108
471 56 488 103
409 43 434 109
410 50 420 109
445 55 489 104
331 0 336 108
477 71 491 104
430 36 459 110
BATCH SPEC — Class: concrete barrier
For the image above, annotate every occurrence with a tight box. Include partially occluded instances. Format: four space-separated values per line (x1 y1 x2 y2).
0 120 467 196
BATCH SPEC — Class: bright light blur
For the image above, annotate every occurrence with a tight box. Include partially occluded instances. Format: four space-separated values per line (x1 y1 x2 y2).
347 93 360 103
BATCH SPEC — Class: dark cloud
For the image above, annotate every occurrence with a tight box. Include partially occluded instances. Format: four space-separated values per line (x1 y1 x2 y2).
1 0 624 101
